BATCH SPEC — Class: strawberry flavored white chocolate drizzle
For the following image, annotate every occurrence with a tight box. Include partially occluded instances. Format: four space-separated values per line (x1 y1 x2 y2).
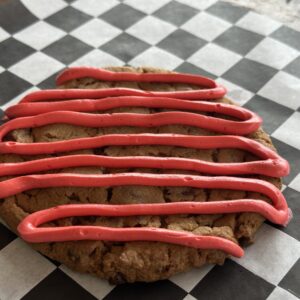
0 67 291 258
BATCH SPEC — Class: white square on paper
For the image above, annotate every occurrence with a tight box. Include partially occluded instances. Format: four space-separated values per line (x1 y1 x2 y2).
126 15 176 45
129 47 183 70
71 19 122 48
71 0 119 17
9 52 64 85
258 71 300 110
0 239 55 300
237 11 281 36
21 0 67 19
183 295 198 300
14 21 66 50
170 264 213 292
289 173 300 193
60 265 115 299
187 43 242 76
177 0 218 10
233 224 300 285
70 49 124 68
246 38 299 69
0 27 10 43
272 112 300 149
182 12 231 42
124 0 172 14
267 287 299 300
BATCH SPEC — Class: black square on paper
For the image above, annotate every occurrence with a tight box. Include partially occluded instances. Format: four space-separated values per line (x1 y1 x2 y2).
284 56 300 79
271 137 300 185
0 0 37 34
100 3 146 30
175 62 217 79
46 6 91 32
190 260 275 300
21 269 97 300
207 1 249 23
271 26 300 51
280 188 300 241
154 1 199 26
0 38 34 68
279 259 300 299
0 223 17 250
157 29 206 59
215 26 264 55
223 58 277 92
244 95 294 134
43 35 92 65
101 33 150 62
0 71 31 105
104 280 187 300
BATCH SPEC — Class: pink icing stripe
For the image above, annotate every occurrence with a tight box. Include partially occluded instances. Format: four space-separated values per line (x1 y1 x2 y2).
0 173 287 212
0 154 288 177
18 206 244 258
0 109 261 137
6 95 258 122
55 67 226 100
2 171 288 256
9 172 288 256
0 68 290 255
19 89 197 103
0 134 289 177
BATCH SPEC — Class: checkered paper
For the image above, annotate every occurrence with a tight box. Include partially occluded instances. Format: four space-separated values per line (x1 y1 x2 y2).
0 0 299 299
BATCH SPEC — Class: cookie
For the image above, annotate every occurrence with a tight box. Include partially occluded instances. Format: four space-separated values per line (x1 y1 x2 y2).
0 66 290 283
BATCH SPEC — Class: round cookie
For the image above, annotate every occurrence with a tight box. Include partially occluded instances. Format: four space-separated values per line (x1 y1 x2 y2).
0 66 285 283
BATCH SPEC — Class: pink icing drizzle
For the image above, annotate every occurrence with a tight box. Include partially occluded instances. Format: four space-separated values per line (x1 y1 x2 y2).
0 67 290 257
56 66 227 100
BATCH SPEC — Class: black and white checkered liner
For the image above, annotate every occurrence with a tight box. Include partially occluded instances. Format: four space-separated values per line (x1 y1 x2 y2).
0 0 299 299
